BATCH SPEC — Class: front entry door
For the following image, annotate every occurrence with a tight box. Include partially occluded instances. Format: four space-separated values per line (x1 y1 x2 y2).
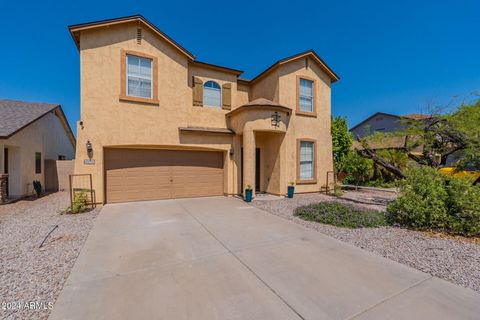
255 148 260 192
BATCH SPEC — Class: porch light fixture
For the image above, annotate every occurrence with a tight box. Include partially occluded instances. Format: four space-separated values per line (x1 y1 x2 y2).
271 112 281 127
229 148 234 156
86 140 93 159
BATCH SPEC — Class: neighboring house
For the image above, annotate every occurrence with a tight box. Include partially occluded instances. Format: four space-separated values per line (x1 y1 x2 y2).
350 112 429 139
0 100 76 199
350 112 465 167
69 15 339 204
350 112 431 155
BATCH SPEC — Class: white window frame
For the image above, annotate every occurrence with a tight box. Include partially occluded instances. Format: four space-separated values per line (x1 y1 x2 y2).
298 140 316 181
126 54 153 99
203 80 222 108
299 78 314 113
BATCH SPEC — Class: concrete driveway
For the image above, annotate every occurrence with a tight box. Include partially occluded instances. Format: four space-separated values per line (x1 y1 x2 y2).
50 196 480 320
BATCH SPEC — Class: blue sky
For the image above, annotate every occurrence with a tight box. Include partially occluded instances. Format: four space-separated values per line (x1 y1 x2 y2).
0 0 478 134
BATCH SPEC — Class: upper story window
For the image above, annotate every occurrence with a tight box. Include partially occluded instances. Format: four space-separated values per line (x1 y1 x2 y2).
120 50 158 105
127 55 152 99
203 81 221 107
299 78 314 113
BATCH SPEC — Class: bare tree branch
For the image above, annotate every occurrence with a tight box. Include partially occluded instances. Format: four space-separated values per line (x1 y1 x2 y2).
356 137 406 179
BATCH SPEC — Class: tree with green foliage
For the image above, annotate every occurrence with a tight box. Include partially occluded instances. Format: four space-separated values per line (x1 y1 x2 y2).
339 151 374 188
445 102 480 170
359 99 480 176
331 116 353 171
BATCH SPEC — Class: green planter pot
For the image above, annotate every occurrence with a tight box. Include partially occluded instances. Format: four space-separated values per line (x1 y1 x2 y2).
245 189 253 202
287 186 295 198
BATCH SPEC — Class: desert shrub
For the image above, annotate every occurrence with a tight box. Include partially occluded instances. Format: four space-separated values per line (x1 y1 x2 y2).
387 166 480 236
445 177 480 236
386 167 449 229
295 202 386 228
70 191 89 214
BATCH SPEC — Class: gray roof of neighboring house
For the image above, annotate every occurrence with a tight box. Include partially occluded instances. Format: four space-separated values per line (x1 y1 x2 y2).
0 99 64 138
349 112 430 132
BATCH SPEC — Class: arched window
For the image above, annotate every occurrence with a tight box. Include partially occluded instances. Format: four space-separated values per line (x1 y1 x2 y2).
203 81 221 107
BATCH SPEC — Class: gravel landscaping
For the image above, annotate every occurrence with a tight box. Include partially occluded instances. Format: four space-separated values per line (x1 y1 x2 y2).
0 192 99 320
252 190 480 293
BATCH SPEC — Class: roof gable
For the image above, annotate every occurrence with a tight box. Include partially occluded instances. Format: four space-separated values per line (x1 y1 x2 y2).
69 15 195 60
350 112 401 132
0 99 76 146
349 112 430 132
68 16 339 84
249 50 340 84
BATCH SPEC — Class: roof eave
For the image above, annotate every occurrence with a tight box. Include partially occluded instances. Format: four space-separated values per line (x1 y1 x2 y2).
249 50 340 84
349 112 402 132
190 60 243 76
226 104 292 117
0 104 76 147
54 106 77 147
68 15 195 60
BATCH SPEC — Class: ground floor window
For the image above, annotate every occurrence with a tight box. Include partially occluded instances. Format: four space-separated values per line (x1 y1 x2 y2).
298 140 316 181
58 155 66 160
35 152 42 174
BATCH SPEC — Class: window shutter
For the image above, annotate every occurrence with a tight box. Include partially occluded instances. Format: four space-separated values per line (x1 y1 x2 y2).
222 83 232 110
193 76 203 106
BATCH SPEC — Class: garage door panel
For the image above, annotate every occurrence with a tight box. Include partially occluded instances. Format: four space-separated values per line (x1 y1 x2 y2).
105 149 224 203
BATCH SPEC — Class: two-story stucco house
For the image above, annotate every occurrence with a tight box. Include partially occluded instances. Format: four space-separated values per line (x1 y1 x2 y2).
69 15 339 204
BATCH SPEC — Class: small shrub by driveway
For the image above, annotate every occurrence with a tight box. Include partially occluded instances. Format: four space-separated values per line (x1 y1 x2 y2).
295 202 387 228
252 192 480 293
0 192 99 320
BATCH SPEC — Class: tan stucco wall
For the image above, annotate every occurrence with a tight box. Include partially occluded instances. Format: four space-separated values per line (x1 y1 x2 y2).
236 83 251 106
277 57 334 194
74 22 334 202
1 111 75 197
251 70 280 102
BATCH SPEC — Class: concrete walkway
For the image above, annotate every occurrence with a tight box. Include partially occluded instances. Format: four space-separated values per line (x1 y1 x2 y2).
50 197 480 320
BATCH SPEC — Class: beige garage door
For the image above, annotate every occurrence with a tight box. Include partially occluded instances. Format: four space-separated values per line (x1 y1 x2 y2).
105 148 224 203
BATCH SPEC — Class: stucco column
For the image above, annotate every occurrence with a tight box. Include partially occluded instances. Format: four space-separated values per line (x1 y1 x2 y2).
242 129 255 197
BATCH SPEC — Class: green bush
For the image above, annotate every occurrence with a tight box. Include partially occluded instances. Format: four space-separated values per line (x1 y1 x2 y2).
386 167 449 229
70 192 89 214
387 167 480 236
338 151 374 187
295 202 387 228
445 177 480 236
